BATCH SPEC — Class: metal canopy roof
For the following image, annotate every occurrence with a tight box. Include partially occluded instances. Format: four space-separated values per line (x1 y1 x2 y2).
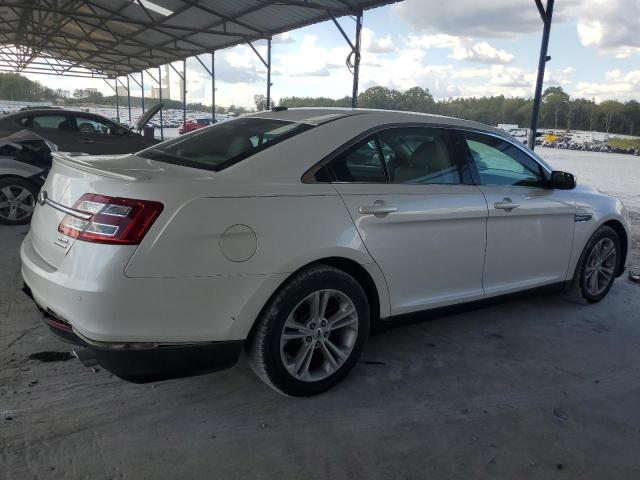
0 0 397 78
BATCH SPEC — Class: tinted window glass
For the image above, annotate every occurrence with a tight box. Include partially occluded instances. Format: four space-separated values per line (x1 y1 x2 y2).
377 128 459 184
464 132 544 187
31 115 69 130
74 116 117 135
324 137 386 183
139 118 312 171
14 116 30 127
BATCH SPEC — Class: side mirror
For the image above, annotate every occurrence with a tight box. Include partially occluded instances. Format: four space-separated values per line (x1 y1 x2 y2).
550 170 576 190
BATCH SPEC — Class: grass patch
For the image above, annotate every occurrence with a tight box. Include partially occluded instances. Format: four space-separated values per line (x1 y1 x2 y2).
608 138 640 149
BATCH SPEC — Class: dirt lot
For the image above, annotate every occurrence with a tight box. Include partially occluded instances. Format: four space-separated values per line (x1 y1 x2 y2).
1 149 639 479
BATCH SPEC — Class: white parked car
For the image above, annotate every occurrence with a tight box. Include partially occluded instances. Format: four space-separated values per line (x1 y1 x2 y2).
21 109 631 396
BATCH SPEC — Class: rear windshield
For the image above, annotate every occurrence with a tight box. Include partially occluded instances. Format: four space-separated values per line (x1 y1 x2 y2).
139 117 313 171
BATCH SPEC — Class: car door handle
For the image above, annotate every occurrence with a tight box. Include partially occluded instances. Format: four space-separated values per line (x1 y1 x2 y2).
358 204 398 216
494 198 520 211
79 139 95 143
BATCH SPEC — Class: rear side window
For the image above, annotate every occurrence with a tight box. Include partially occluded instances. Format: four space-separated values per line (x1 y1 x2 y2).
31 115 69 130
319 137 387 183
139 118 312 171
377 127 460 184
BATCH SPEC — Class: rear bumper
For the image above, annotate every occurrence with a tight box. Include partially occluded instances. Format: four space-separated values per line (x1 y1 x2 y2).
23 283 243 382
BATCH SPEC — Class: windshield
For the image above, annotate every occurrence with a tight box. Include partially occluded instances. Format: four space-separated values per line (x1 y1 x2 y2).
139 117 313 171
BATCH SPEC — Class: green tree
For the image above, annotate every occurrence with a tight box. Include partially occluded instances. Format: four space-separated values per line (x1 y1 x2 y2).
254 94 267 111
542 86 570 130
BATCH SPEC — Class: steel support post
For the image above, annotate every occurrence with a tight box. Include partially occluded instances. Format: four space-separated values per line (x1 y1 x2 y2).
212 52 216 122
331 11 363 108
158 66 164 140
115 79 119 121
352 12 362 108
183 59 187 127
529 0 555 150
127 75 131 122
266 38 272 110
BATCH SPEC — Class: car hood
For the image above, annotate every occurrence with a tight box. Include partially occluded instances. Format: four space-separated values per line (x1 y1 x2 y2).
136 103 163 131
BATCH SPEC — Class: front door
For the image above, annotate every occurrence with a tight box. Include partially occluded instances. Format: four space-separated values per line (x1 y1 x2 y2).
321 127 488 315
459 130 575 296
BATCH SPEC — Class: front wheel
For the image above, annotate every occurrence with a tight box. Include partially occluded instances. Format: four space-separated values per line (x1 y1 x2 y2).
248 264 370 396
574 225 620 303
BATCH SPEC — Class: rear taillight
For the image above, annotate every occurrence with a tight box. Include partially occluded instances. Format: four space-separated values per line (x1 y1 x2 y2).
58 193 163 245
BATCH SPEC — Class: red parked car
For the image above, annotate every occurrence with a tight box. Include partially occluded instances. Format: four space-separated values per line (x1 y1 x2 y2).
178 118 212 134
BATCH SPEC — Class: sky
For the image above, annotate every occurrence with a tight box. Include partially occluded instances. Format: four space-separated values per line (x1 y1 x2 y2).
24 0 640 108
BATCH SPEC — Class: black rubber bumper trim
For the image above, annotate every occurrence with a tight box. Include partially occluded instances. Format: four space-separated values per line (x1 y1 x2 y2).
89 341 244 383
22 282 244 383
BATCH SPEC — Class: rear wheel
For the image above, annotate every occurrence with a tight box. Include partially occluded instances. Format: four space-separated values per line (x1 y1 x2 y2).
248 264 370 396
573 226 620 303
0 177 38 225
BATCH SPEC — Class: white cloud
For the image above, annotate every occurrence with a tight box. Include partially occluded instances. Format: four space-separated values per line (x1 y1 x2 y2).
272 32 295 44
575 69 640 102
576 0 640 58
361 28 396 53
407 34 513 64
392 0 579 38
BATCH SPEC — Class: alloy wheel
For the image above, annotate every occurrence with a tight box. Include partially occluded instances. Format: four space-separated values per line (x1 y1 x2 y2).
279 289 358 382
584 238 617 297
0 185 35 222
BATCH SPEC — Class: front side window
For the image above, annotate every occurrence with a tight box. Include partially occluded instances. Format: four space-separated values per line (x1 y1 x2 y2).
377 128 459 184
74 116 117 135
320 137 386 183
139 118 312 171
463 131 545 188
30 115 69 130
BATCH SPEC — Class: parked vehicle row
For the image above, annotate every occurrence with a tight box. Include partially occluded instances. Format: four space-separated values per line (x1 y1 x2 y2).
20 108 631 396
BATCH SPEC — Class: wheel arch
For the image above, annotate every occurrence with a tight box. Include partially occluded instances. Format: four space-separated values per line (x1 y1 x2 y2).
602 219 628 276
244 256 389 347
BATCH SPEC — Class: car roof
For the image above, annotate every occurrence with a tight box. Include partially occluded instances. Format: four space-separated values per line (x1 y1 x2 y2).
2 108 106 119
247 107 505 135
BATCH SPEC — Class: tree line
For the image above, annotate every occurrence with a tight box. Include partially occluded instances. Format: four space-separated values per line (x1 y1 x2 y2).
278 86 640 136
2 72 639 135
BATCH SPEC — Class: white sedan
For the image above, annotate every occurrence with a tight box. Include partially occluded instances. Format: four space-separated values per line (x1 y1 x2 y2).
21 108 631 396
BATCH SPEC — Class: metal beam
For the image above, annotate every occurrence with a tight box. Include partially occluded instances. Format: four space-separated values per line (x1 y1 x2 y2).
352 12 363 108
248 40 271 110
211 52 216 122
127 75 132 122
267 38 272 110
331 12 363 108
182 59 187 127
528 0 554 150
158 66 164 140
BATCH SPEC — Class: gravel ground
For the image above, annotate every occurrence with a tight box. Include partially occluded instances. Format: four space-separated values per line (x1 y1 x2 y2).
1 148 639 479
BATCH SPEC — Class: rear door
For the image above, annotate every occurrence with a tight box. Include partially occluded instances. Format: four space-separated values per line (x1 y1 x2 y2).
25 113 75 151
457 130 575 296
322 127 488 315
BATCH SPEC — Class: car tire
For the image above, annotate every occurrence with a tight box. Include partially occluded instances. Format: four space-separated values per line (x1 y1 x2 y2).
0 177 39 225
570 225 620 303
248 264 370 396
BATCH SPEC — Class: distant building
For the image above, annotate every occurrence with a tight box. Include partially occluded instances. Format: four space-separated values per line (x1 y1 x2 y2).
151 66 171 100
151 86 170 99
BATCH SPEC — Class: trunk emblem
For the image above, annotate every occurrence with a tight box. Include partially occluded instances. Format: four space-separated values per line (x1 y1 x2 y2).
37 190 47 206
54 235 70 249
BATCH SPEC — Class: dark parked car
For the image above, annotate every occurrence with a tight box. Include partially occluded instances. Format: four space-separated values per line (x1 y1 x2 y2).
0 105 162 155
0 130 56 225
